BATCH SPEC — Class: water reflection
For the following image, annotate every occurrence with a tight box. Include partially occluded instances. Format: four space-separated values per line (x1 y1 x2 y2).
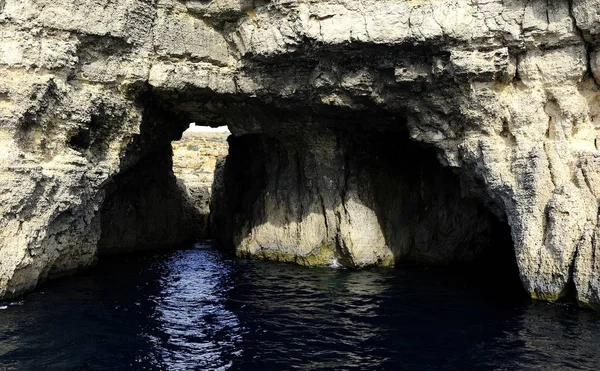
497 304 600 370
225 265 393 370
147 244 242 370
0 241 599 370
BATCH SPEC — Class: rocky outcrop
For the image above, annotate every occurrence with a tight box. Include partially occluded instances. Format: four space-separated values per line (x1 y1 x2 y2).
172 129 229 236
0 0 600 308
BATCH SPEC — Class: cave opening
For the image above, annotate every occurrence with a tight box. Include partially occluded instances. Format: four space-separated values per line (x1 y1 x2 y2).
171 123 230 239
96 106 231 255
207 124 524 297
93 97 524 298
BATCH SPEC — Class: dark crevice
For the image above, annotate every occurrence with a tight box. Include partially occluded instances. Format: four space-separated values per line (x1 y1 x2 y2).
463 215 528 300
559 266 579 305
68 129 92 151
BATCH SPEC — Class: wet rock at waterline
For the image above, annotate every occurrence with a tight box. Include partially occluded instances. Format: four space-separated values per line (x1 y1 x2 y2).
0 0 600 308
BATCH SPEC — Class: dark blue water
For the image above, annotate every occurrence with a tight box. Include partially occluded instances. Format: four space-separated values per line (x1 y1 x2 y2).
1 241 599 370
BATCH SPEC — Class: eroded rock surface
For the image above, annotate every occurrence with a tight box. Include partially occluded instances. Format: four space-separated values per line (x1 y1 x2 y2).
0 0 600 308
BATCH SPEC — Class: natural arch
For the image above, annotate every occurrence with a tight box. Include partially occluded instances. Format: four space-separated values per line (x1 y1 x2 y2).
88 84 520 291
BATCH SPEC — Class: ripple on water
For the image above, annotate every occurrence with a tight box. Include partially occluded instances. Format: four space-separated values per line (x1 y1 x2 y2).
0 241 599 370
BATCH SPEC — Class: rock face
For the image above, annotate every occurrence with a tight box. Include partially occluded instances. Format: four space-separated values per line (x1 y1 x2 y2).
0 0 599 308
172 129 229 236
211 130 498 268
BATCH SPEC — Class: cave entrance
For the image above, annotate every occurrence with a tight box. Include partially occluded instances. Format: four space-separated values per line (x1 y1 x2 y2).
209 126 523 295
96 119 230 255
93 96 522 296
171 124 230 238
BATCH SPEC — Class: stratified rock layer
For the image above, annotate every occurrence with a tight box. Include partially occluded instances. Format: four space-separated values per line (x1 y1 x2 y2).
0 0 599 308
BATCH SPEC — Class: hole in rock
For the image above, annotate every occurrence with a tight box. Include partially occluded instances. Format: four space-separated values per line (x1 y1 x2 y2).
97 122 230 255
68 129 91 151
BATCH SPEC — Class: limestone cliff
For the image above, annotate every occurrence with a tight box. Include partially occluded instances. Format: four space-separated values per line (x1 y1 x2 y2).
0 0 600 309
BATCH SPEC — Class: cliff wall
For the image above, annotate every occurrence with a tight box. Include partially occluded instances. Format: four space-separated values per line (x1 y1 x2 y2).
0 0 599 308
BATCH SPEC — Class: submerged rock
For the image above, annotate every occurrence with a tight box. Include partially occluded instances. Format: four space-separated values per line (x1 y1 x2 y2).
0 0 599 308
